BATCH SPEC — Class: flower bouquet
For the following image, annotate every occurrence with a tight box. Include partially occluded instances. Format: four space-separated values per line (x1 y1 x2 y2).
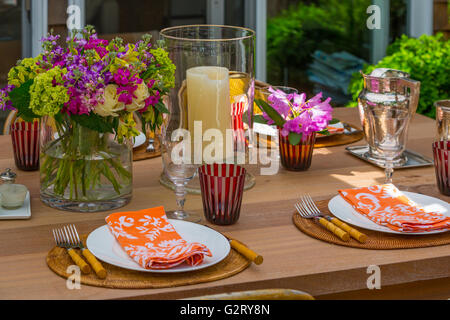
255 87 333 170
0 26 175 211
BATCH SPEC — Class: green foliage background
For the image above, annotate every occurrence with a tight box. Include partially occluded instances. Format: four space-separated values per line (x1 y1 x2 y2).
347 34 450 118
267 0 372 83
266 0 407 91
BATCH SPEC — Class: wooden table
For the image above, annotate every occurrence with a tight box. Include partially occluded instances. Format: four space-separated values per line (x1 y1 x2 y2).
1 108 449 300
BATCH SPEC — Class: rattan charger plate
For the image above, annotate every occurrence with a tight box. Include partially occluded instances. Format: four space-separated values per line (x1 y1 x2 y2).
293 199 450 250
256 123 364 150
314 123 364 148
47 235 250 289
132 136 161 161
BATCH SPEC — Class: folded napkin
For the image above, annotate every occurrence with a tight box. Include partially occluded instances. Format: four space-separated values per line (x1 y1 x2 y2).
106 207 212 269
317 123 345 137
338 184 450 233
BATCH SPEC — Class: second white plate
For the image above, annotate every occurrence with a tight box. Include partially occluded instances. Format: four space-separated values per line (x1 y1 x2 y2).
86 220 230 273
328 191 450 235
132 132 146 149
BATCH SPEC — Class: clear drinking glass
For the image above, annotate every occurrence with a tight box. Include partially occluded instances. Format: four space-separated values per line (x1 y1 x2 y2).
263 86 299 95
365 105 410 184
160 127 201 222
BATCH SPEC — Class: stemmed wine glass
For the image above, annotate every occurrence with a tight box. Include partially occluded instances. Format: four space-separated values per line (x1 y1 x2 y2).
160 126 201 223
365 105 410 184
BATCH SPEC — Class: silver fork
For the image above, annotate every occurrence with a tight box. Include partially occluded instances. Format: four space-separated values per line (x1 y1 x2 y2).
65 225 107 279
295 196 350 242
53 227 91 274
297 195 366 243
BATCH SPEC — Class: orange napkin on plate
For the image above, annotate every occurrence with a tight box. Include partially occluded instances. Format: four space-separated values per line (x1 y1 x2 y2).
338 184 450 233
317 124 345 137
105 207 212 269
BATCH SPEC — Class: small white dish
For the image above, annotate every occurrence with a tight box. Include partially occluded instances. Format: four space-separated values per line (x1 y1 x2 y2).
132 132 146 149
0 191 31 220
328 191 450 235
86 220 230 273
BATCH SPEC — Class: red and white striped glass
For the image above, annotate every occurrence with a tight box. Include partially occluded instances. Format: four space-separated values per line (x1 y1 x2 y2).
434 100 450 195
10 119 40 171
198 164 246 225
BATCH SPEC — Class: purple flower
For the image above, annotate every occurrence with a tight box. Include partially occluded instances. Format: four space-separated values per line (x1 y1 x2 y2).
262 87 333 138
267 87 291 117
281 117 302 136
114 69 131 86
145 91 160 107
0 85 15 111
117 85 137 105
147 79 155 89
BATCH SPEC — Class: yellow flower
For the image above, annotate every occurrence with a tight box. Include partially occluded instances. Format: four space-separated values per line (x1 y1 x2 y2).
117 113 140 143
94 84 125 117
126 82 149 112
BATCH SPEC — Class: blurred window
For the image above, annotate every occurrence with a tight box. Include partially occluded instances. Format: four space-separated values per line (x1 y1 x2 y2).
266 0 408 106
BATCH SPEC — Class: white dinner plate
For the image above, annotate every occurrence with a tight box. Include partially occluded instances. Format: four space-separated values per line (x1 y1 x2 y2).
316 122 345 138
86 220 230 273
132 132 146 149
328 191 450 235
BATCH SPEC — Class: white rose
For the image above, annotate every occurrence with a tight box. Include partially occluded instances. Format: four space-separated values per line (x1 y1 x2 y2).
126 82 150 112
94 84 125 117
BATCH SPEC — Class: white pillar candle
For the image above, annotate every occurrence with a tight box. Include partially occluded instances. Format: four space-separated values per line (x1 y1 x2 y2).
0 184 28 209
186 66 231 163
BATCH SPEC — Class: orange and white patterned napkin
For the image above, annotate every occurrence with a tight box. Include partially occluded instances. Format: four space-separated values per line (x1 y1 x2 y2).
317 123 345 137
338 184 450 233
105 207 212 269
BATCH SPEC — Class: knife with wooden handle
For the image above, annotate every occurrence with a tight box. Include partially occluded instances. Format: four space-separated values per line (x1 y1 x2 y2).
67 249 91 274
326 217 367 243
203 225 263 265
226 236 263 265
81 248 107 279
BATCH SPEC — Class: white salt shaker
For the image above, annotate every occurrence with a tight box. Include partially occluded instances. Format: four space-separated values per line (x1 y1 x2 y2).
0 168 28 210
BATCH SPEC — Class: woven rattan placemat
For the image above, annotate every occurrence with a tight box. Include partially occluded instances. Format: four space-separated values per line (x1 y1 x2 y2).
257 123 364 150
132 137 161 161
293 199 450 250
47 235 250 289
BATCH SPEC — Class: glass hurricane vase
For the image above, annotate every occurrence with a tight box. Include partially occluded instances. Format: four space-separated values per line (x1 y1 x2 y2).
159 25 256 196
39 116 132 212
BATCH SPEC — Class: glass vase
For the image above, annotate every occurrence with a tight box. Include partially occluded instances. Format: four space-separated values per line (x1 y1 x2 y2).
278 131 316 171
39 116 132 212
159 25 255 194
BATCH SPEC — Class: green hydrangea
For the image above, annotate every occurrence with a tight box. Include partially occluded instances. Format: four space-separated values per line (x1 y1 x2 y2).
29 67 69 116
7 56 42 87
150 47 176 89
